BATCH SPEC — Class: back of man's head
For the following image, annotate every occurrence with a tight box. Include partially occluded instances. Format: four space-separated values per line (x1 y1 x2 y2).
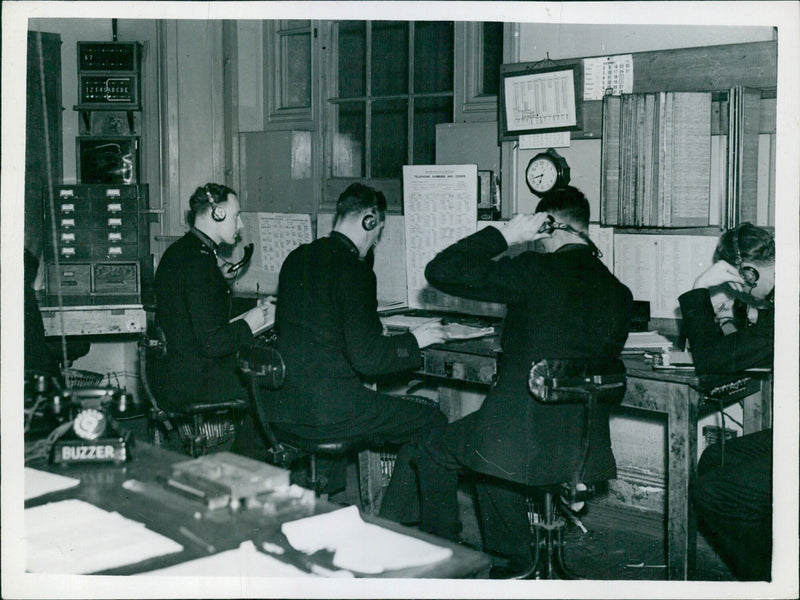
534 186 590 231
334 183 387 226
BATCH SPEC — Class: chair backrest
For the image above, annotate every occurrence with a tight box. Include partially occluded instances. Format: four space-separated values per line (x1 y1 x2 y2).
138 324 247 455
528 358 627 488
237 344 295 466
528 358 626 405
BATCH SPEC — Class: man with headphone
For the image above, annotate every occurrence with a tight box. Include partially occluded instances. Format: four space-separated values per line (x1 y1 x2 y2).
265 182 448 503
152 183 272 454
679 222 775 580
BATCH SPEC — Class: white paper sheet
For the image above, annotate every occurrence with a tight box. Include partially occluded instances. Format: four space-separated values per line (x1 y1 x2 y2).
614 233 718 319
26 499 183 574
403 164 506 317
518 131 571 150
380 315 441 331
230 212 313 295
25 468 80 500
139 541 312 577
281 505 452 574
583 54 634 100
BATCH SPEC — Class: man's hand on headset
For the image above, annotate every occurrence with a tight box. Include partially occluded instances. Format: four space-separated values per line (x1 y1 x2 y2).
693 260 746 293
499 213 553 246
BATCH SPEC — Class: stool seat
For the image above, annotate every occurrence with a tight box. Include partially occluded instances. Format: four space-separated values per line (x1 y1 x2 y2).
154 399 249 421
271 425 354 455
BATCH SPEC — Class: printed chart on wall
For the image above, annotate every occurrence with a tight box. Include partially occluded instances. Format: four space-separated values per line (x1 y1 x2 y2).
230 212 312 295
403 164 504 317
613 233 719 319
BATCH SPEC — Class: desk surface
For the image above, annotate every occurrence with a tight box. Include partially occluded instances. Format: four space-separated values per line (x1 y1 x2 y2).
25 443 488 579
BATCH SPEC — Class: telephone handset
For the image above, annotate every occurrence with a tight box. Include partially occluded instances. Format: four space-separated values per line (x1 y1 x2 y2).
226 243 254 275
538 215 557 234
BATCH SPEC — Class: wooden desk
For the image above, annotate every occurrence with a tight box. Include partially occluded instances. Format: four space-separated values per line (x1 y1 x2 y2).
620 357 772 580
417 341 772 581
40 303 146 336
25 443 489 579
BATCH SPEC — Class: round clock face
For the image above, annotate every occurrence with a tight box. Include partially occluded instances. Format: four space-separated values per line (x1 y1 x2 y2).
526 157 559 194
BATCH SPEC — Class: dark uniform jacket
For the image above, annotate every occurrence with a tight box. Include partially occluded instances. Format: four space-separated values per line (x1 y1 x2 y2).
268 232 423 426
152 230 253 411
678 288 773 374
425 227 632 487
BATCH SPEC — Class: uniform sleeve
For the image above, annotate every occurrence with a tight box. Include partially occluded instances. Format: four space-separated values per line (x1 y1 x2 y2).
183 256 254 358
425 226 533 305
339 260 422 376
678 288 773 374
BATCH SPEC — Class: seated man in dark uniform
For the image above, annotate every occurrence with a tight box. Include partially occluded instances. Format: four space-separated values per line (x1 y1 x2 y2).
681 222 775 581
265 182 447 503
152 183 272 455
25 248 61 381
404 186 632 577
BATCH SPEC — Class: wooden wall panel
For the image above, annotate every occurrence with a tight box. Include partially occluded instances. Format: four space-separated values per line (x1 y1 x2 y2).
25 31 62 256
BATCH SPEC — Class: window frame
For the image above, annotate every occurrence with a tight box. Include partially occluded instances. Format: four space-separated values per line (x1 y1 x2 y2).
323 20 455 208
454 21 503 123
263 20 318 126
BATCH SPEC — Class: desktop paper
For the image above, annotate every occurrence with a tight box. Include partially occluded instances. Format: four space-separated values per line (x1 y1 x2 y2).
282 505 452 574
26 499 183 574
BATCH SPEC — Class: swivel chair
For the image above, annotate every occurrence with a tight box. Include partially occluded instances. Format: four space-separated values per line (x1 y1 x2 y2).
238 342 400 513
518 358 627 580
138 324 248 457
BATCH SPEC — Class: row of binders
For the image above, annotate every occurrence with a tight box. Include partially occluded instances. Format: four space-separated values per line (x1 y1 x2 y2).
600 91 712 228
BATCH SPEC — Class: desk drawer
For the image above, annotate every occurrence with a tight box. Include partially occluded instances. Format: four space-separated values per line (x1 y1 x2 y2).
420 348 497 385
93 213 139 229
93 262 139 294
92 197 139 215
91 185 140 200
52 213 94 230
46 264 92 294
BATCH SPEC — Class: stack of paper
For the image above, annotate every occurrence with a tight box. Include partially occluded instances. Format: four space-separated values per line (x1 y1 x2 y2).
442 323 495 341
25 468 80 500
380 315 441 331
26 499 183 574
281 505 452 574
623 331 674 353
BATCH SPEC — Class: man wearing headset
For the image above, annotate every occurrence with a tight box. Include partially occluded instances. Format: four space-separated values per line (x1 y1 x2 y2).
153 183 271 453
680 222 775 581
265 182 447 502
405 186 632 578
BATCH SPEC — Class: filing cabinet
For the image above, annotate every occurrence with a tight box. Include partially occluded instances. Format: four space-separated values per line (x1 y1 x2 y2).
44 184 149 297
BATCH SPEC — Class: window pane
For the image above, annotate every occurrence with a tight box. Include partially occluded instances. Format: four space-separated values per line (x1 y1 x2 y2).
283 33 311 108
414 22 453 93
371 99 408 178
481 22 503 96
372 21 408 96
414 97 453 165
339 22 366 98
333 102 365 177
